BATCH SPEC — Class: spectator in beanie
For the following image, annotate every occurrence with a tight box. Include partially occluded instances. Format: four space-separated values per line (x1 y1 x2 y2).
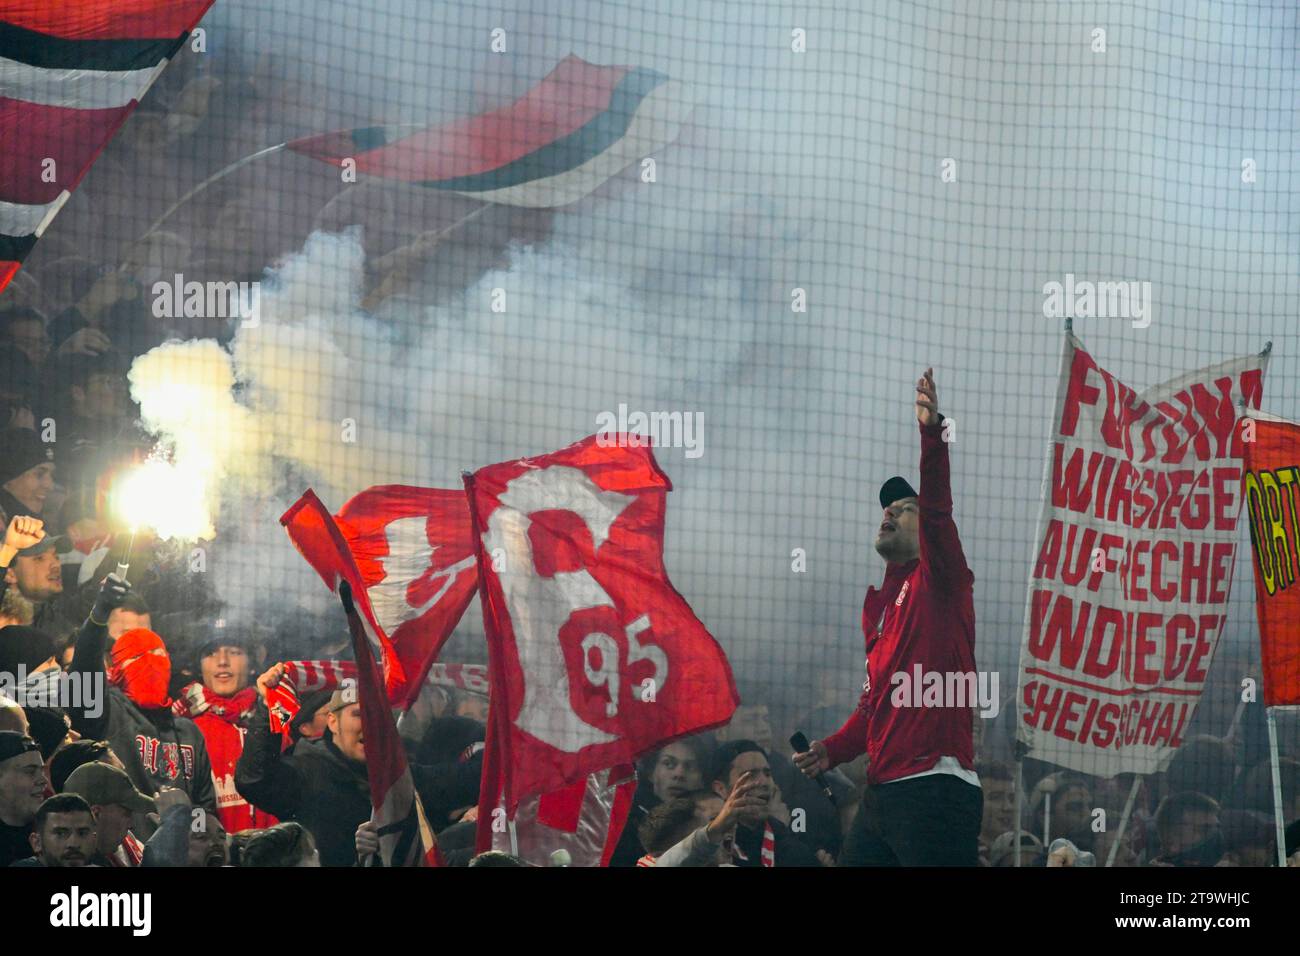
171 635 277 833
63 762 154 867
67 574 216 811
0 427 55 524
10 793 97 867
0 625 62 715
0 732 45 866
236 666 371 867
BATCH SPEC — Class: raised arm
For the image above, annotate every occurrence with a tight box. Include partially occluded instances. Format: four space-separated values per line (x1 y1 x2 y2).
67 573 130 739
914 368 972 591
234 664 305 819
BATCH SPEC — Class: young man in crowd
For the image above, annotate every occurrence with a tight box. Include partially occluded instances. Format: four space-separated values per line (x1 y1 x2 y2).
610 738 709 867
0 515 70 633
12 793 97 867
795 368 983 866
0 428 55 526
0 732 46 866
977 762 1017 865
172 634 277 833
712 740 819 867
236 665 371 867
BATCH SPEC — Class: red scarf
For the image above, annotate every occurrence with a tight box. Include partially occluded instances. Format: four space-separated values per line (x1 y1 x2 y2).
266 660 357 734
171 684 258 724
174 683 276 834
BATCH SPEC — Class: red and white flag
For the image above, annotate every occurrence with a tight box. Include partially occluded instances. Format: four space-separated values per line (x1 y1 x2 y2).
280 485 478 707
464 434 738 859
1016 333 1268 776
338 581 441 867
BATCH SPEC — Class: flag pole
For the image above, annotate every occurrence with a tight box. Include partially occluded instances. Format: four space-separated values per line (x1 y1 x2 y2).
1014 755 1024 867
1105 776 1141 867
138 142 289 241
1266 707 1287 866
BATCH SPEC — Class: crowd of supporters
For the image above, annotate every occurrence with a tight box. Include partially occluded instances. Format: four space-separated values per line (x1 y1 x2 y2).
2 39 1299 871
1 505 1297 869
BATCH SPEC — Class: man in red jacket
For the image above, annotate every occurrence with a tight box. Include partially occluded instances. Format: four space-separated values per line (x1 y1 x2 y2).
795 368 982 865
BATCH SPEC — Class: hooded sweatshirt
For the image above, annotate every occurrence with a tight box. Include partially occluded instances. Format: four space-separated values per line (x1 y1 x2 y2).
68 623 216 810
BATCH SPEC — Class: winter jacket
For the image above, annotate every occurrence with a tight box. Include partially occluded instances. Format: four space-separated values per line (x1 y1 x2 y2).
234 701 371 867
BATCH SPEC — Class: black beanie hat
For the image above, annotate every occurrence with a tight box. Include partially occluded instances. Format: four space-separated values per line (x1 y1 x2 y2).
0 625 56 674
0 427 54 487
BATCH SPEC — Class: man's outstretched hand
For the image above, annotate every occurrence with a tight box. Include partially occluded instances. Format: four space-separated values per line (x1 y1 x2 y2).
915 367 940 426
793 740 830 779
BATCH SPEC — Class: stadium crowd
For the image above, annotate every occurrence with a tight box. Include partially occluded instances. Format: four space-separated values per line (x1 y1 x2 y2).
1 484 1298 868
2 40 1299 871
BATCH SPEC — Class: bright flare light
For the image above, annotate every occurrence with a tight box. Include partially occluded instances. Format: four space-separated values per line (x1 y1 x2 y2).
113 459 215 541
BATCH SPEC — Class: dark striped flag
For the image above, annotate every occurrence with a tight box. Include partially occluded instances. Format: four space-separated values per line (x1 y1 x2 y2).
0 0 214 294
286 54 693 208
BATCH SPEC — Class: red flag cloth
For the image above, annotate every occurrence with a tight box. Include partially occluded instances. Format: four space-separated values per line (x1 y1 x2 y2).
280 486 477 708
338 582 442 867
465 433 738 833
1242 415 1300 706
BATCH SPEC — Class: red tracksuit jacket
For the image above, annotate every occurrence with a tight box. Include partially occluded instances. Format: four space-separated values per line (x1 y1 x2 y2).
821 420 978 786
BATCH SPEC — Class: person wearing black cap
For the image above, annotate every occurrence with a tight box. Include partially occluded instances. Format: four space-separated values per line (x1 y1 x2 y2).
0 732 46 867
0 514 73 633
794 368 982 866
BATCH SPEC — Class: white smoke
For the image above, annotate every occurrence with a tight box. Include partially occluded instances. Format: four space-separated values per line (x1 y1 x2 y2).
110 0 1299 718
